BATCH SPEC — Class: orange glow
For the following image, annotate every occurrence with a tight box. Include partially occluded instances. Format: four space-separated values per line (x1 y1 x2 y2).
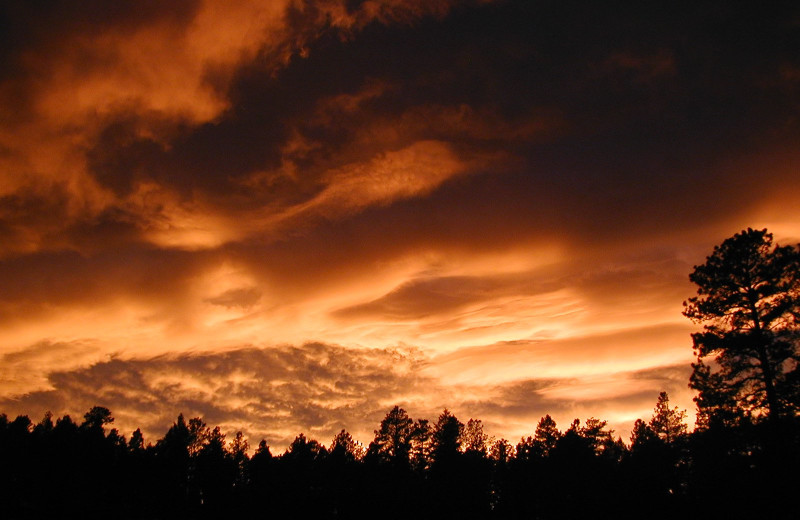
1 0 797 450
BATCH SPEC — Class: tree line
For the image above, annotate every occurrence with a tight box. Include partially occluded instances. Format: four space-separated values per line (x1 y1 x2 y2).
1 228 798 519
0 395 795 520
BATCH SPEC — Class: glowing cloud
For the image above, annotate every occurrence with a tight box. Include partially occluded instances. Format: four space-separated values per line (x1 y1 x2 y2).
0 0 798 448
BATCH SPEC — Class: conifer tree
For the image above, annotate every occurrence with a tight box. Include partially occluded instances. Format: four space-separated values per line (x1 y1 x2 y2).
369 406 415 466
684 228 800 424
533 415 560 456
648 392 687 443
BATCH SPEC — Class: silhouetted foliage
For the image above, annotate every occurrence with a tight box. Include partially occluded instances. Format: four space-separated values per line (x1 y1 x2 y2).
462 418 489 456
0 399 797 520
489 437 513 462
81 405 113 432
684 228 800 426
329 428 362 461
533 414 560 456
409 418 431 471
678 228 800 519
625 393 690 518
430 408 463 466
368 405 414 468
650 391 688 443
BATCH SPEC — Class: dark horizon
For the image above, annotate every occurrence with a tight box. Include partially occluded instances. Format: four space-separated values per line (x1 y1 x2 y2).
2 393 797 520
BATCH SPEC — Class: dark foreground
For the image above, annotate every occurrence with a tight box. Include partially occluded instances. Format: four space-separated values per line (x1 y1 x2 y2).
1 405 797 520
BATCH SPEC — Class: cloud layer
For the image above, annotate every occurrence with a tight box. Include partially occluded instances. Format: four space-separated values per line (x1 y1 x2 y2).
0 342 693 448
1 0 799 448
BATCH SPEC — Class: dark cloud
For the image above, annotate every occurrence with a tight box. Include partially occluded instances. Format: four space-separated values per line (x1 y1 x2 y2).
76 2 466 201
6 0 798 253
629 362 694 387
462 378 571 421
334 274 563 320
205 287 262 309
0 246 216 325
0 1 200 122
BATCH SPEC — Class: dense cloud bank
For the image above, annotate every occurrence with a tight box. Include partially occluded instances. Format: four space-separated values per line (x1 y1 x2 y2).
1 342 692 447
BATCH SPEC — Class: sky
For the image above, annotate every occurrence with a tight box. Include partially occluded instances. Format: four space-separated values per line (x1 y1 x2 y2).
1 0 799 450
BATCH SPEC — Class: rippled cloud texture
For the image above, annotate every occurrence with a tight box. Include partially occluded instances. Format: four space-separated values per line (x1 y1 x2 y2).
1 0 799 447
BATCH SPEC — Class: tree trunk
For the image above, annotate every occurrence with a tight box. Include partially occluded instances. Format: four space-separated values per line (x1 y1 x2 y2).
755 340 781 421
749 300 781 421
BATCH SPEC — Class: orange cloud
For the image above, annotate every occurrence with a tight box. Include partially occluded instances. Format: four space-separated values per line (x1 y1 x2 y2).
1 0 798 452
283 140 470 216
0 343 433 449
0 342 695 450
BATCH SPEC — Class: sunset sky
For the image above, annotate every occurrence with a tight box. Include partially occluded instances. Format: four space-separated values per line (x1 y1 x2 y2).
1 0 799 450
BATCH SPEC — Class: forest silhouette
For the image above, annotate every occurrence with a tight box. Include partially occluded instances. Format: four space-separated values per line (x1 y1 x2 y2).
1 228 798 519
